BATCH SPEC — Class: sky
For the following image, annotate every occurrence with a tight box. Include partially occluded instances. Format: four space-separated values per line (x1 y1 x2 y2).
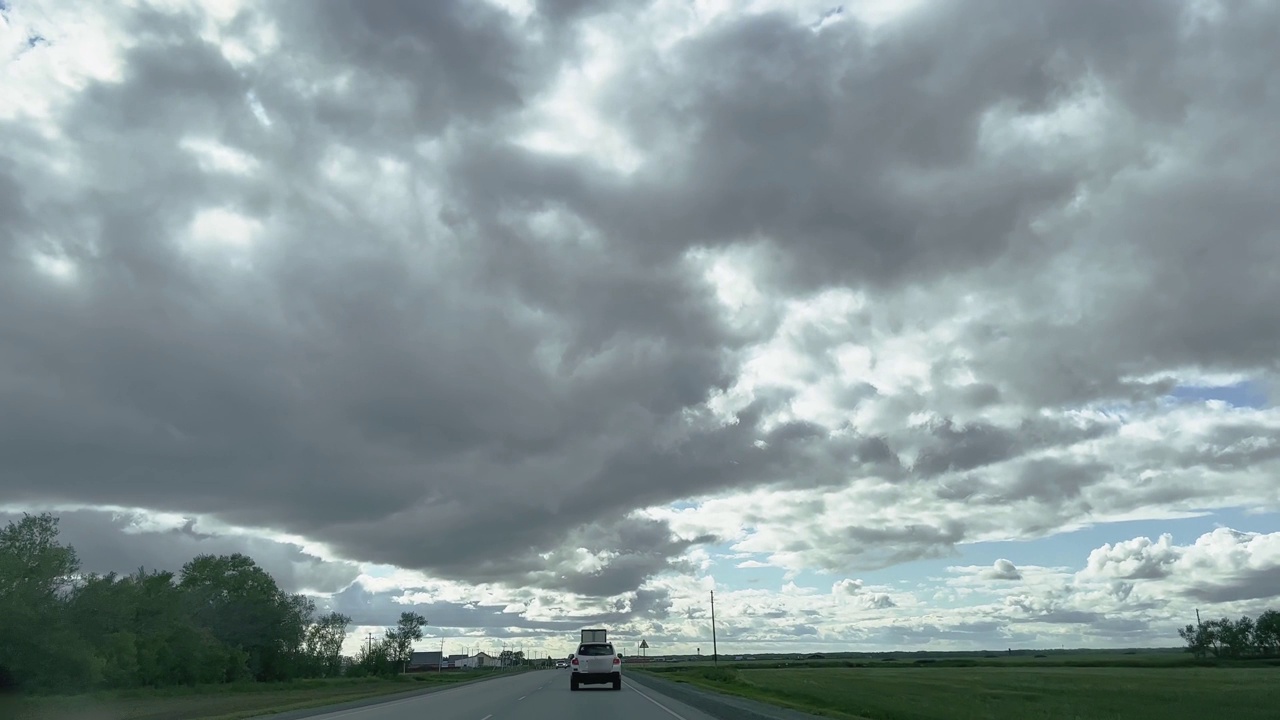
2 0 1279 660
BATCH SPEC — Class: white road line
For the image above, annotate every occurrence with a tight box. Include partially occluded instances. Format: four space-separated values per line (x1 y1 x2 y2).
623 680 691 720
519 695 527 700
481 715 492 720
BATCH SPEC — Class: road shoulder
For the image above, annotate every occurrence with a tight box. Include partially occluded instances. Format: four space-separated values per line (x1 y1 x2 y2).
627 670 828 720
252 670 533 720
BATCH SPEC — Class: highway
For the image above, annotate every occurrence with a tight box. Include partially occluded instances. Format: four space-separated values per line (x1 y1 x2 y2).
299 669 721 720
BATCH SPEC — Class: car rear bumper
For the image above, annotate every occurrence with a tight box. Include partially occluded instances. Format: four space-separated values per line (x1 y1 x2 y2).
573 672 619 683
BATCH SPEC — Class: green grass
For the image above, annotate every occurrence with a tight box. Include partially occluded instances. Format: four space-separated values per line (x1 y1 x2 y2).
1 670 513 720
638 663 1280 720
644 649 1280 670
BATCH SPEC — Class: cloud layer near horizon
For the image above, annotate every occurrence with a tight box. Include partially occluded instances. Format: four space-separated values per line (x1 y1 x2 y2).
3 0 1279 654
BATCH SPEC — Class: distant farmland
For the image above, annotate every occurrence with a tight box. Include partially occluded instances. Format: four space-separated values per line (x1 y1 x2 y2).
636 651 1280 720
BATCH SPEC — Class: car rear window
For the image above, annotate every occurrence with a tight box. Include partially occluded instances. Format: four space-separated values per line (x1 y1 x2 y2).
577 644 615 656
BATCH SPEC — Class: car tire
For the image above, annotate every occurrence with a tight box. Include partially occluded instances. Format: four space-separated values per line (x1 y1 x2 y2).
570 678 579 691
612 675 621 690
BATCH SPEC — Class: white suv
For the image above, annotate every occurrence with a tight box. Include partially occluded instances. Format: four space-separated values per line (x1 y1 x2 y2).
570 642 621 690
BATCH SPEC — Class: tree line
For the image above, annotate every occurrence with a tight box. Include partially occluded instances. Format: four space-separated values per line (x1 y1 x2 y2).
0 512 430 694
1179 611 1280 659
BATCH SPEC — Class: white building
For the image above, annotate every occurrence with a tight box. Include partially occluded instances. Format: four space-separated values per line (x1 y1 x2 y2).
452 651 496 668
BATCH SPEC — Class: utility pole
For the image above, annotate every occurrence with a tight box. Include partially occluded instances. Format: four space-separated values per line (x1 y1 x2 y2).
710 590 719 666
439 636 445 674
366 632 374 655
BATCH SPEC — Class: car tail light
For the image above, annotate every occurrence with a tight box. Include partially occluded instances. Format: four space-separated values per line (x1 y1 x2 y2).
571 657 578 665
613 657 621 665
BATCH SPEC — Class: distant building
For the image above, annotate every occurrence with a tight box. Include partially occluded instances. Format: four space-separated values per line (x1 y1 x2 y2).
452 651 495 669
406 651 443 671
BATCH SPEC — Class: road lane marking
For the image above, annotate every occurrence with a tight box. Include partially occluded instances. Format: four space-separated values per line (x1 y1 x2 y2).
623 680 691 720
481 715 492 720
519 695 526 700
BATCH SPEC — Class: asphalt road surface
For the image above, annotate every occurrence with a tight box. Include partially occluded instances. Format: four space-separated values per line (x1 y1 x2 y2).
301 669 721 720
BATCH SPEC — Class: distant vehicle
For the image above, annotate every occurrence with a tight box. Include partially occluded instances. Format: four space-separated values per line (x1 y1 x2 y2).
580 628 608 644
556 660 568 668
571 639 621 691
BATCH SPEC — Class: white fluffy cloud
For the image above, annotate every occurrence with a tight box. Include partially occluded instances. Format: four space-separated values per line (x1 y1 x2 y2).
1085 528 1280 605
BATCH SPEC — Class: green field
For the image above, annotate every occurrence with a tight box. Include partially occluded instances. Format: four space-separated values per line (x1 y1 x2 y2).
639 659 1280 720
1 671 511 720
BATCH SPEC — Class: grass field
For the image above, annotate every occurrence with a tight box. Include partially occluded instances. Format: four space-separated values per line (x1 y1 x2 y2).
1 670 513 720
638 657 1280 720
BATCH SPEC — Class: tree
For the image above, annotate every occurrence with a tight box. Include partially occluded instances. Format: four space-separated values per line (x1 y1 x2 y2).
349 636 395 677
1220 615 1255 658
62 567 245 688
384 612 427 673
304 612 351 677
178 553 311 681
0 511 500 692
0 513 79 600
1178 623 1212 659
0 513 92 692
1253 610 1280 657
1179 614 1277 659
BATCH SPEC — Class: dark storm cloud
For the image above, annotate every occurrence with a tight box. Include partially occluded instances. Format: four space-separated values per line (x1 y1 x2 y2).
488 0 1280 405
268 0 535 135
0 509 359 594
0 0 751 598
1166 423 1280 471
3 0 1280 617
369 515 712 599
511 0 1120 289
321 582 671 631
912 416 1110 478
795 521 969 571
533 0 628 25
935 457 1108 509
1182 566 1280 604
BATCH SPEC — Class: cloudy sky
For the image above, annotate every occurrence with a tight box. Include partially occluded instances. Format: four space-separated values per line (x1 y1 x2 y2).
3 0 1279 659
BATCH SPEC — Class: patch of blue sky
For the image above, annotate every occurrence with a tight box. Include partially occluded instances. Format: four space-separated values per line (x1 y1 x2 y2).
1079 378 1267 421
701 509 1280 594
797 556 964 593
701 543 781 586
1166 379 1268 409
975 507 1280 566
360 563 400 579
